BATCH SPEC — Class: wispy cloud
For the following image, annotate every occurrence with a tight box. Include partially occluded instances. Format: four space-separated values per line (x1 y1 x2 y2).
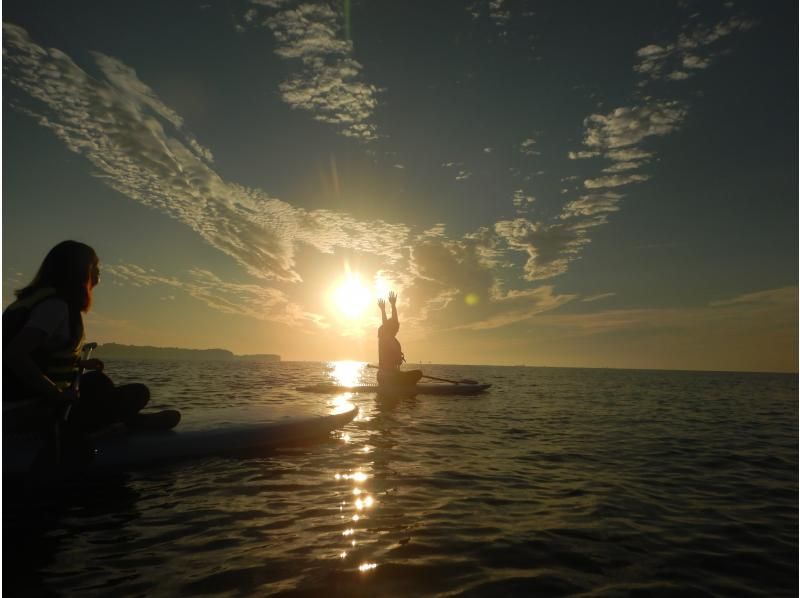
8 22 567 334
561 192 623 219
512 190 535 213
582 101 687 151
584 173 650 189
247 0 381 141
529 287 797 372
451 286 575 330
106 263 326 327
3 22 407 293
494 218 589 281
581 292 616 303
442 161 472 181
520 137 540 157
634 15 756 83
543 12 755 283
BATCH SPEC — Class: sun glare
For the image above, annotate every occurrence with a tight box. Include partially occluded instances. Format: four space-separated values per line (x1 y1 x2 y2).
332 273 372 319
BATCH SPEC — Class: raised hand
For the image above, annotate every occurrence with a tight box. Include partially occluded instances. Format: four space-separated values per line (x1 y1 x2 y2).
377 298 386 311
388 291 397 305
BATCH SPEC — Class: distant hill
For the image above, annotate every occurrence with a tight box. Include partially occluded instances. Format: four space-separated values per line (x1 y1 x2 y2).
95 343 280 362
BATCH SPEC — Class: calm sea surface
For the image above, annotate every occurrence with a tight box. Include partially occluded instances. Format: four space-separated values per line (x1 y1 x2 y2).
3 361 797 597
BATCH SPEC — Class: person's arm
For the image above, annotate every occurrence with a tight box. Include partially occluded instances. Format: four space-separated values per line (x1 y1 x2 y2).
388 291 398 324
4 327 67 402
377 298 387 325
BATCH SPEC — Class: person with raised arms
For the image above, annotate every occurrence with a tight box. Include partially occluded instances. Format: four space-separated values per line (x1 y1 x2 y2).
376 291 422 388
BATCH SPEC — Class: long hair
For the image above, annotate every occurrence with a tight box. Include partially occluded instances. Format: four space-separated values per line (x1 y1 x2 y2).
16 240 98 314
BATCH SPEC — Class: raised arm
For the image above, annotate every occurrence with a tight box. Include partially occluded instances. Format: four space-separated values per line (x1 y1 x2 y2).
388 291 398 324
377 298 387 325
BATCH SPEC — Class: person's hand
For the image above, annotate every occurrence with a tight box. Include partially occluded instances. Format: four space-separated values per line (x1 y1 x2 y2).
388 291 397 305
80 358 104 372
377 298 386 310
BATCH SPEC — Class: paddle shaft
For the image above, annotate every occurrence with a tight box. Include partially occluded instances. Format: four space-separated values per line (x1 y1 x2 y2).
420 374 478 385
367 364 478 385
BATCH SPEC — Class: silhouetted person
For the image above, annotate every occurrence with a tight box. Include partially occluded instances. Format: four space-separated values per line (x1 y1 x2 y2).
3 241 179 451
377 291 422 387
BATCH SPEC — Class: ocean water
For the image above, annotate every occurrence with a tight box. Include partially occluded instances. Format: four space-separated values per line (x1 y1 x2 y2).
3 361 797 597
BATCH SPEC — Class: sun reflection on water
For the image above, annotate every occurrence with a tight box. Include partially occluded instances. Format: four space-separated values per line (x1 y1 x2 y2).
334 467 379 571
328 360 366 387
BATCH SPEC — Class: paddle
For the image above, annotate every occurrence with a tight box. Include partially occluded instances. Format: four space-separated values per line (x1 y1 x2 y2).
367 364 478 385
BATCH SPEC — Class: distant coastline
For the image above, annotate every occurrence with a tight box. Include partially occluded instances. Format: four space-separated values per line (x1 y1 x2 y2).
95 343 279 362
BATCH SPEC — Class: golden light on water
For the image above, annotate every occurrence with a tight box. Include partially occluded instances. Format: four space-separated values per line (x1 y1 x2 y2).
334 470 369 482
329 360 365 387
335 466 377 571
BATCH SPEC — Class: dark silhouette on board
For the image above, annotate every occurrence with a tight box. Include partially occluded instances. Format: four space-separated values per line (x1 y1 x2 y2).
376 291 422 388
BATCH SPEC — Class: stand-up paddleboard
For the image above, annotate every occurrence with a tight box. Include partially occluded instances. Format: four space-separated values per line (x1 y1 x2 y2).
3 404 358 475
297 383 491 396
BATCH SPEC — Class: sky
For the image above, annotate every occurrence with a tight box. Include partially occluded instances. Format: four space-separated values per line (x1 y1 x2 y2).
2 0 797 372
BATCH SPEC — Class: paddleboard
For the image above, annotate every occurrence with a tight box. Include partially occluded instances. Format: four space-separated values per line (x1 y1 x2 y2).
3 405 358 474
297 383 491 396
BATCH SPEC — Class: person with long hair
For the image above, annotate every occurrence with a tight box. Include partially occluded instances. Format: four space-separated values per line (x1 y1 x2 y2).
3 240 179 436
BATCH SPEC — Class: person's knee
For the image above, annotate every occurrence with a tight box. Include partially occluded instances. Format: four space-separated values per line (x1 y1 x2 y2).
80 371 115 398
120 383 150 410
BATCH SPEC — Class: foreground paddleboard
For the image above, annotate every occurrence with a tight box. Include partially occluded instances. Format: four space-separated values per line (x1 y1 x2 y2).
297 383 491 396
3 405 358 474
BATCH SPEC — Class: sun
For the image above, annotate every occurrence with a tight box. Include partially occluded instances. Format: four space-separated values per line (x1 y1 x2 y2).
332 272 373 319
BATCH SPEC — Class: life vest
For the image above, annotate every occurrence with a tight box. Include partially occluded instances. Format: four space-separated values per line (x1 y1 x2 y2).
378 335 405 369
2 288 84 398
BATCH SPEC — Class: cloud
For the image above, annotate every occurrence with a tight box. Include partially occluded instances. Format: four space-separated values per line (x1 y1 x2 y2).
530 287 797 372
605 148 653 162
602 160 646 173
540 287 797 336
451 286 575 330
489 0 511 27
91 53 214 163
250 1 381 141
512 190 535 212
551 15 755 278
106 263 326 327
634 16 756 83
584 173 650 189
3 23 408 291
494 218 590 281
708 287 798 308
569 150 600 159
583 101 687 150
561 192 624 218
520 138 541 156
581 292 616 303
